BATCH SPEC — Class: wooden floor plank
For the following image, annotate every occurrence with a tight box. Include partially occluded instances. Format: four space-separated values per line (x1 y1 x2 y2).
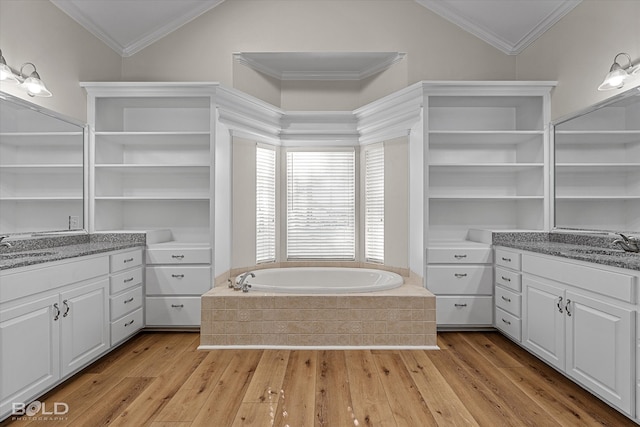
372 351 438 427
343 350 396 426
2 331 635 427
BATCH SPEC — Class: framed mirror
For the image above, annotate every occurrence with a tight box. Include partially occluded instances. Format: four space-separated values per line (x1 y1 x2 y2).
0 92 86 235
553 87 640 233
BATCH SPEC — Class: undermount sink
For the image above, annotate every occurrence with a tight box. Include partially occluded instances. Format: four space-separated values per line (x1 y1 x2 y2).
0 251 56 259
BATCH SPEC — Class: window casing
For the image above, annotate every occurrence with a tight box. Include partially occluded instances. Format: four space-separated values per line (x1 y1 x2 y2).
365 145 384 263
256 146 276 264
286 149 356 260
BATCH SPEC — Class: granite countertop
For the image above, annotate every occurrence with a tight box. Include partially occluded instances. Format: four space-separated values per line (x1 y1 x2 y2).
0 233 145 271
493 232 640 272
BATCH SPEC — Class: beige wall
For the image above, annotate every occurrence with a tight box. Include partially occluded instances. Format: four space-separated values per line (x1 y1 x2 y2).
383 137 409 269
0 0 122 121
121 0 515 111
517 0 640 120
232 137 257 270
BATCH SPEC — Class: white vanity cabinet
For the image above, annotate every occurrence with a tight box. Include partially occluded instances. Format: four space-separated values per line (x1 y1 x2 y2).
0 255 110 419
494 247 523 341
427 241 493 327
109 249 144 345
521 252 637 416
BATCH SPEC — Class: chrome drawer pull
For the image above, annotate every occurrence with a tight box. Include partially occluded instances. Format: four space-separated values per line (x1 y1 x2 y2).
62 300 70 317
124 319 135 327
171 254 185 259
557 296 564 313
501 296 511 303
454 303 467 307
124 297 134 304
171 274 185 279
454 273 467 278
171 304 184 308
453 254 467 259
53 303 60 321
565 299 572 317
123 257 134 263
502 318 511 325
501 276 511 282
124 277 134 283
501 257 511 262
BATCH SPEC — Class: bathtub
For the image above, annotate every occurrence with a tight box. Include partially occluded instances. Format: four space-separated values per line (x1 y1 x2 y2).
243 267 403 293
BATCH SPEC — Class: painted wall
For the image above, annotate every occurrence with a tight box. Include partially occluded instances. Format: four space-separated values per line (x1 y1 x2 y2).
516 0 640 121
121 0 515 111
0 0 122 121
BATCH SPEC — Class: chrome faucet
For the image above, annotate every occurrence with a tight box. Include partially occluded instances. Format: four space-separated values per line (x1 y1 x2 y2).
234 272 255 292
613 233 640 253
0 236 11 249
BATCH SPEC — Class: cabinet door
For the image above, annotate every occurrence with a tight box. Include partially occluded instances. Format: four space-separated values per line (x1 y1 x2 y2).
565 291 635 415
59 279 109 377
522 277 565 370
0 295 60 418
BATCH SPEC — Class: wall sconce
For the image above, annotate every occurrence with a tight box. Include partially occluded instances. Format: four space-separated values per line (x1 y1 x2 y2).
0 49 52 97
598 52 640 91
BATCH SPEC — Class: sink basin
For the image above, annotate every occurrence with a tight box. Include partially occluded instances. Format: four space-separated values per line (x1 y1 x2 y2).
0 251 56 260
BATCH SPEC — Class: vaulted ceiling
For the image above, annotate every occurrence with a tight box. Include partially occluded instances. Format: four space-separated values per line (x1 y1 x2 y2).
50 0 581 57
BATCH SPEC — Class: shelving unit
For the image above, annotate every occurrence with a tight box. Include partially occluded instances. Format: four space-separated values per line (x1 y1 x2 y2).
554 94 640 231
426 92 551 241
0 97 85 234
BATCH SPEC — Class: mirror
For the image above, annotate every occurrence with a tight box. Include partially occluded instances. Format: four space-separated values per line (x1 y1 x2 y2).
0 92 86 235
554 87 640 233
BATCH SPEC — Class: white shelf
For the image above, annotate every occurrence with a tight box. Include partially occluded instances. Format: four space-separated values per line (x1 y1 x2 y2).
94 196 209 201
555 130 640 144
429 163 542 172
0 197 83 201
95 164 209 171
429 195 544 200
428 131 543 144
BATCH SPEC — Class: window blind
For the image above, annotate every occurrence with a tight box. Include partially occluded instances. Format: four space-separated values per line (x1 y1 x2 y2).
256 146 276 264
365 146 384 263
286 150 355 260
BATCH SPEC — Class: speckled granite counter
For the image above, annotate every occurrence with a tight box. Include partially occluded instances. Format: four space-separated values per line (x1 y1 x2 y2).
0 233 145 271
493 231 640 272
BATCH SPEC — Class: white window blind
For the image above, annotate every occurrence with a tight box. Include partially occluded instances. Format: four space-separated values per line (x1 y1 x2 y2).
365 146 384 263
286 150 355 260
256 146 276 264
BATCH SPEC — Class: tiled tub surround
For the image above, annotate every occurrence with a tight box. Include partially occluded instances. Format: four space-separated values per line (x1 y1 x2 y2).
200 281 436 349
0 233 146 270
493 231 640 271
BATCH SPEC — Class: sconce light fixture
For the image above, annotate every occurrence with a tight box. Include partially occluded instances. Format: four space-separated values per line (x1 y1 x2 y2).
598 52 640 91
0 49 52 97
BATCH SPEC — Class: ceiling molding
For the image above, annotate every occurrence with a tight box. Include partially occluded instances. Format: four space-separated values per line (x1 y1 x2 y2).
414 0 581 55
234 52 406 81
51 0 226 57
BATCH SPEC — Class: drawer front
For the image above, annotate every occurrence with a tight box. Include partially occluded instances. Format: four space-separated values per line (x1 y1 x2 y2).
427 266 493 295
495 286 521 317
110 285 143 320
146 247 211 265
111 307 143 346
110 267 143 295
110 249 143 273
436 296 493 326
495 266 522 292
495 248 521 270
146 266 211 295
145 296 201 326
427 247 493 264
495 307 521 341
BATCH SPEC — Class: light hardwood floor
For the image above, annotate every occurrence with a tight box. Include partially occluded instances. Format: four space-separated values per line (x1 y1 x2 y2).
2 331 636 426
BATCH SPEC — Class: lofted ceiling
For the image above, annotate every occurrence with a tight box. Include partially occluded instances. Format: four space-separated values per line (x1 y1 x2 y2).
50 0 581 58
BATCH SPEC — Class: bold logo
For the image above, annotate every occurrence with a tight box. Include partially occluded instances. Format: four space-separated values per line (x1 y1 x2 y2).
12 400 69 419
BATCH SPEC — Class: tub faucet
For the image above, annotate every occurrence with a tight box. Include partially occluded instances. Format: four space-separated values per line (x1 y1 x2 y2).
0 236 11 249
235 272 255 292
613 233 639 253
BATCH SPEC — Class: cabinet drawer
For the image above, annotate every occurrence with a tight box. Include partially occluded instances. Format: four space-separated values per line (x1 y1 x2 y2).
427 247 492 264
435 296 493 326
427 266 492 295
495 248 521 270
495 286 521 317
495 266 522 292
110 249 143 273
111 308 143 346
146 246 211 265
110 285 143 320
145 296 201 326
110 267 143 294
146 266 211 295
495 307 521 341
